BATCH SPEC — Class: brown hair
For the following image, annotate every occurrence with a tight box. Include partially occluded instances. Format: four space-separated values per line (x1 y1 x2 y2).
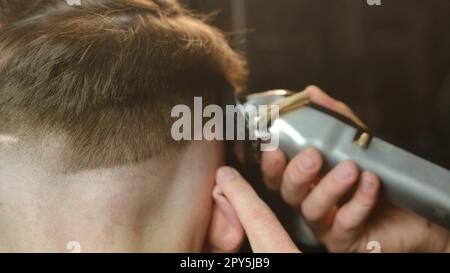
0 0 247 170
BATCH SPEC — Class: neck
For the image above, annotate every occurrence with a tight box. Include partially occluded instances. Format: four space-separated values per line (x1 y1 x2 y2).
0 138 220 252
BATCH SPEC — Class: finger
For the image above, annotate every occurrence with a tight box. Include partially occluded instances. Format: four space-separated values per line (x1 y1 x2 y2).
280 148 323 207
215 166 300 253
261 149 287 191
305 85 367 128
331 172 380 241
301 160 359 231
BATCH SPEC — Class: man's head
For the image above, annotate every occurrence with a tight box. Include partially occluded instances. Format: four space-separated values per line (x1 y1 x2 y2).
0 0 247 252
0 0 246 169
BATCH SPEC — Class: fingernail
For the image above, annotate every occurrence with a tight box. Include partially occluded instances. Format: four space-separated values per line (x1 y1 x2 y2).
334 161 354 182
362 176 375 193
298 151 316 172
217 167 237 183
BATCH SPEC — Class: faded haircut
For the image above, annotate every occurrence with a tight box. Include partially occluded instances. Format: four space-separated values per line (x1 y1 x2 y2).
0 0 247 170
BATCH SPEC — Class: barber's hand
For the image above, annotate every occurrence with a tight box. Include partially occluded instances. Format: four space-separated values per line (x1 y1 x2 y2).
214 167 300 253
260 85 450 253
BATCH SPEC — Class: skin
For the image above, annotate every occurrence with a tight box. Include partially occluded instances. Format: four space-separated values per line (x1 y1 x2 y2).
0 135 225 252
215 86 450 253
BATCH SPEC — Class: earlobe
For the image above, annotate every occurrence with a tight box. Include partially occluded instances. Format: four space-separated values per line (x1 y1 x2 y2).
206 185 244 253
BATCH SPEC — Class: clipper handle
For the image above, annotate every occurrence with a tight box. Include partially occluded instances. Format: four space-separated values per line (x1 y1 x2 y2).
270 105 450 229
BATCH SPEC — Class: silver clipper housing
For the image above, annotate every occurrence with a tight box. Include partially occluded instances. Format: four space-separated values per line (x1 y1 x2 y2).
240 89 450 231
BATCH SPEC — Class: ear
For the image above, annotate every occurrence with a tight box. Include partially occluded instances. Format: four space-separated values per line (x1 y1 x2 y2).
206 185 245 253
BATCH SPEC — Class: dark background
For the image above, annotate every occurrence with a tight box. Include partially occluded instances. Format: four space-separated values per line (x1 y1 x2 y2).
183 0 450 169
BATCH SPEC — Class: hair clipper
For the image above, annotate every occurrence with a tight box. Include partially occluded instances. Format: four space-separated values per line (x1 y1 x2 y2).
235 89 450 238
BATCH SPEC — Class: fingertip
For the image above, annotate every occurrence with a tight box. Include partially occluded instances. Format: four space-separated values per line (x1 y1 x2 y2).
359 171 380 197
262 149 286 171
305 85 323 101
346 160 359 171
329 172 379 237
279 148 322 207
216 166 240 185
296 148 323 174
333 160 359 184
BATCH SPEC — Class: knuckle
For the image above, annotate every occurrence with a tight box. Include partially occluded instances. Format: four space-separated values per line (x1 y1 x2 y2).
281 188 301 207
334 214 357 233
356 194 375 209
306 85 321 94
301 202 323 223
285 168 308 187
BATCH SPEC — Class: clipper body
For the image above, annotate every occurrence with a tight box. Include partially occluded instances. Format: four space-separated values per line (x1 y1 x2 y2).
242 90 450 230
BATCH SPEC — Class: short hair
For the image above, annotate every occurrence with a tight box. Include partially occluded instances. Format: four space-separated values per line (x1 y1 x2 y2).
0 0 247 170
